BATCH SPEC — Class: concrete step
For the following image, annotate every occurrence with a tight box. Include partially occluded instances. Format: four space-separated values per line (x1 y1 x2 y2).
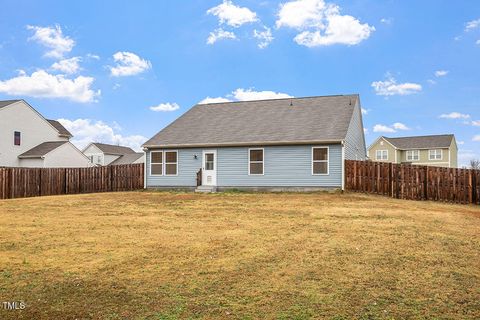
195 185 217 193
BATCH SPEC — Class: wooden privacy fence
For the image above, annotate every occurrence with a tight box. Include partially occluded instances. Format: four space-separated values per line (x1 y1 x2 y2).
345 160 480 205
0 164 144 200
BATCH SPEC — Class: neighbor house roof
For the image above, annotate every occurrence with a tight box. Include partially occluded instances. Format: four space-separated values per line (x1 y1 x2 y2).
0 100 21 109
47 119 72 137
18 141 68 158
143 94 360 148
383 134 455 149
90 142 136 155
109 153 144 165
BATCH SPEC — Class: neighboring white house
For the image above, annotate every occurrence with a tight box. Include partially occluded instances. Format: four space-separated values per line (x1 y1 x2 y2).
0 100 92 168
83 142 145 166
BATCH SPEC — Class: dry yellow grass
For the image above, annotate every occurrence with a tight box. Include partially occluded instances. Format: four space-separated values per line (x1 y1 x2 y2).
0 191 479 319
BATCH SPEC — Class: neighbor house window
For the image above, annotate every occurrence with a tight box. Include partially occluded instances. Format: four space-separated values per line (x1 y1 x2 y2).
429 149 442 160
151 151 163 175
312 147 329 175
376 150 388 161
406 150 419 161
14 131 21 146
249 148 264 175
165 151 178 175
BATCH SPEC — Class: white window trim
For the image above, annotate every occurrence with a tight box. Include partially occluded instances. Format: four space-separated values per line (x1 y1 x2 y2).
164 150 179 176
312 146 329 176
248 148 264 176
429 149 443 160
376 149 388 161
406 150 420 161
150 150 164 176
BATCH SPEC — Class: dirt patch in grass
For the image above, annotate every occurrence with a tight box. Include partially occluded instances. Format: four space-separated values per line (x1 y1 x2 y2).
0 191 479 319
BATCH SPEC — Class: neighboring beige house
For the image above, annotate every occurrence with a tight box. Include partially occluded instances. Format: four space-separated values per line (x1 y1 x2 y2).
83 142 144 166
0 100 91 168
368 134 458 168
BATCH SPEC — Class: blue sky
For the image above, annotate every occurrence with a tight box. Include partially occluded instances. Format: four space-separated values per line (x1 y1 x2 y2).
0 0 479 165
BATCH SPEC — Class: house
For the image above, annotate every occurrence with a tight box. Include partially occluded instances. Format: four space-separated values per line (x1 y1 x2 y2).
0 100 91 168
83 142 144 166
142 94 366 191
368 134 458 168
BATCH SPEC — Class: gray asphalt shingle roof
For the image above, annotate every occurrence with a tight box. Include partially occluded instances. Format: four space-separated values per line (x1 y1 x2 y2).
18 141 68 158
91 143 136 155
47 119 72 137
143 95 359 148
0 100 21 109
109 153 144 165
384 134 455 149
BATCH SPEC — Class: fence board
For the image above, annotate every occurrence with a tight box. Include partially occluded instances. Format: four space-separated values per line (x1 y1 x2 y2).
0 164 144 200
345 160 479 205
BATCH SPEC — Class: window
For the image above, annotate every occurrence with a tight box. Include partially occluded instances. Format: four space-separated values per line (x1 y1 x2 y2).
205 153 214 170
376 150 388 161
165 151 178 175
406 150 419 161
14 131 21 146
249 148 264 175
312 147 329 175
151 151 163 175
429 149 442 160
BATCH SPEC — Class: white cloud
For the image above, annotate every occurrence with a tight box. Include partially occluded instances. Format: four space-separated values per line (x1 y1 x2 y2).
373 124 396 133
371 75 422 96
380 18 392 25
465 18 480 32
27 25 75 59
109 51 151 77
207 0 258 28
86 53 100 60
392 122 410 130
58 118 147 151
232 88 293 101
149 102 180 112
253 27 274 48
473 135 480 142
434 70 448 77
458 141 465 145
0 69 99 103
51 56 81 74
471 120 480 126
207 28 237 44
199 88 293 104
198 96 232 104
361 108 368 115
276 0 374 47
439 112 470 119
363 128 368 134
476 39 480 45
427 79 436 85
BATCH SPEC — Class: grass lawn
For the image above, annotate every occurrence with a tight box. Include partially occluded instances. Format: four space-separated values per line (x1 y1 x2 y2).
0 191 479 319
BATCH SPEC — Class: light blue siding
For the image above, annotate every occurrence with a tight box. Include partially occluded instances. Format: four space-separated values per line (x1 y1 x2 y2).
344 101 367 160
146 144 342 188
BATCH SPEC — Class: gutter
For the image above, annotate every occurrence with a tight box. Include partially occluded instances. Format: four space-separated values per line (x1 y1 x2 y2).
143 139 344 149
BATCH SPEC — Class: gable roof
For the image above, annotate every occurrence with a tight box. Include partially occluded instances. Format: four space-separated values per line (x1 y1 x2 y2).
47 119 72 137
143 94 360 148
18 141 68 158
89 142 136 155
0 100 21 109
109 153 144 165
383 134 455 149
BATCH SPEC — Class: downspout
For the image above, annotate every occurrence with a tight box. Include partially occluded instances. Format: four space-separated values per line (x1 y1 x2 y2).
341 140 345 191
143 148 147 189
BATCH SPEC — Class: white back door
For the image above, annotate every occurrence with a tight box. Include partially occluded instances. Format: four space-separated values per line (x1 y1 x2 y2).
202 150 217 186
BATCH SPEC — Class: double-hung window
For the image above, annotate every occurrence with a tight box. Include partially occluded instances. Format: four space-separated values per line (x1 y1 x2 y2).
429 149 442 160
249 148 264 175
376 150 388 161
151 151 163 175
150 150 178 176
406 150 419 161
312 147 328 175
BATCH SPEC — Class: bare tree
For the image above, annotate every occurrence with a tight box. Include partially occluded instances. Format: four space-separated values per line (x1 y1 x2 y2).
470 159 480 170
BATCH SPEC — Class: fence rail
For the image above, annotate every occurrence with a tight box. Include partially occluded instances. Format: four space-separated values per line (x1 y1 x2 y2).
0 164 144 200
345 160 480 205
